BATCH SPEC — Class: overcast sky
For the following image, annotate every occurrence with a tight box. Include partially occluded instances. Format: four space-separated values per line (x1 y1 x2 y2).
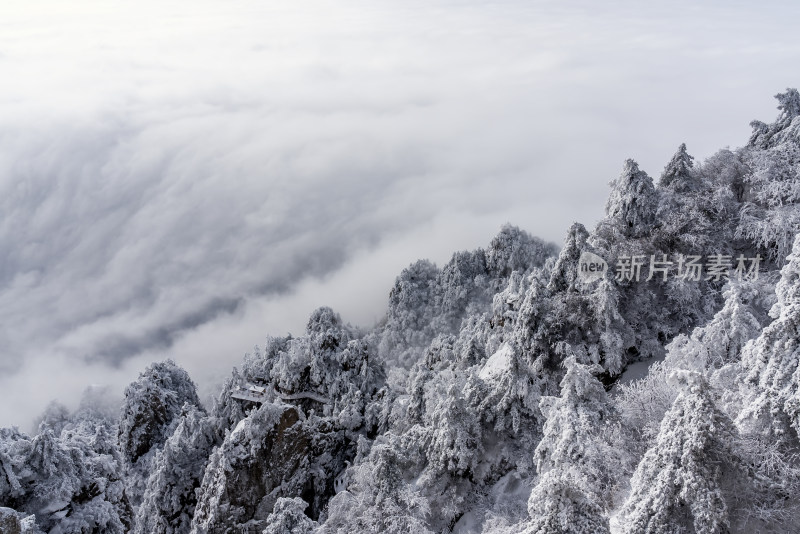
1 0 798 429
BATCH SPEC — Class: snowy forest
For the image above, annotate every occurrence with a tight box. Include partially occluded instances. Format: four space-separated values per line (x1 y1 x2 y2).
3 89 800 534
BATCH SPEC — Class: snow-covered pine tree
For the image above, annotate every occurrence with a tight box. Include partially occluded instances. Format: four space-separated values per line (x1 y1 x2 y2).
134 404 220 534
0 429 26 503
532 357 614 488
55 423 132 534
615 360 677 456
34 402 71 437
210 367 247 430
380 259 441 367
434 249 490 332
547 222 589 294
660 143 696 192
523 470 610 534
591 278 631 375
522 357 617 534
0 419 132 534
320 441 433 534
666 281 765 372
262 497 317 534
738 233 800 441
21 429 80 530
423 379 483 480
620 370 733 534
485 224 559 280
606 159 658 238
739 89 800 262
749 88 800 149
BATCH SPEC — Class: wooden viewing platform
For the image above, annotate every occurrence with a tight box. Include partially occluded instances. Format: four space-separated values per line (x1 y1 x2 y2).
231 383 331 405
231 384 268 403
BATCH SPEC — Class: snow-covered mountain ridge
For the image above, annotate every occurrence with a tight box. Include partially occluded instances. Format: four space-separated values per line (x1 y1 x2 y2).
3 89 800 533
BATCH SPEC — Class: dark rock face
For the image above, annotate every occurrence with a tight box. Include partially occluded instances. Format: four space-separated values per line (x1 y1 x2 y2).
192 404 312 534
191 402 354 533
227 408 308 524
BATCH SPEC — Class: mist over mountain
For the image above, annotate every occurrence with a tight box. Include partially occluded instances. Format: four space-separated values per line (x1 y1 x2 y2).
3 89 800 533
3 0 800 431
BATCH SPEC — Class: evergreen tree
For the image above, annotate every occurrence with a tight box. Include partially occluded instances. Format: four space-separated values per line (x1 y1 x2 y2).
738 234 800 441
547 223 589 293
485 224 559 279
666 281 764 372
34 402 71 436
749 88 800 149
660 143 696 191
621 371 732 534
0 421 132 533
262 497 316 534
424 380 483 479
24 429 79 529
320 441 433 534
606 159 658 238
523 470 610 534
134 405 220 534
740 89 800 261
591 278 631 375
522 358 616 534
210 367 247 430
380 259 440 367
533 358 613 485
